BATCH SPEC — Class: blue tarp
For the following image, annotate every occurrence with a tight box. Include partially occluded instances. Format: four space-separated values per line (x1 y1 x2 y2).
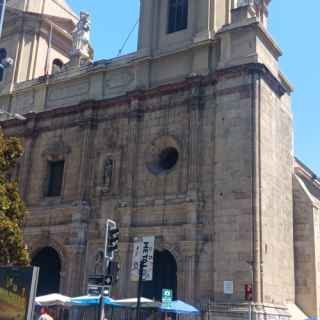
160 300 200 315
70 295 113 306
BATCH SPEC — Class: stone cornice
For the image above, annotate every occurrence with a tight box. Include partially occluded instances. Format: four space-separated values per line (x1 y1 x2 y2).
1 63 290 134
295 158 320 190
5 6 76 28
217 19 282 60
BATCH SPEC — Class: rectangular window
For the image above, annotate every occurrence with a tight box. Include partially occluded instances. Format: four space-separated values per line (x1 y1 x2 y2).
168 0 188 34
47 161 64 197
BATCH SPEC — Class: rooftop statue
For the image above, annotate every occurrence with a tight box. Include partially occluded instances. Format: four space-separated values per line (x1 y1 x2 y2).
237 0 264 8
236 0 270 22
71 11 93 60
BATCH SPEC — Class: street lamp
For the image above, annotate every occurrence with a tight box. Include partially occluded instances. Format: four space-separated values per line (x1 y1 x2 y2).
0 109 27 121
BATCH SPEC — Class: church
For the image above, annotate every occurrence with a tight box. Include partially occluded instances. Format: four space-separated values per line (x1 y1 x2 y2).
0 0 319 319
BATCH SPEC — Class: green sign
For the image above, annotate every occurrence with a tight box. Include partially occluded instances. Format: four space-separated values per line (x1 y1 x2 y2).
162 289 173 308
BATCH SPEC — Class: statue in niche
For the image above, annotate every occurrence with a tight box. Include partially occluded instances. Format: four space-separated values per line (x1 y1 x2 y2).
102 158 113 192
71 11 93 59
94 251 104 274
104 122 120 150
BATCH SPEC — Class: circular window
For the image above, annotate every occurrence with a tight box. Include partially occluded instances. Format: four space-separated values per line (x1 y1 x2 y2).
159 147 179 170
147 147 179 176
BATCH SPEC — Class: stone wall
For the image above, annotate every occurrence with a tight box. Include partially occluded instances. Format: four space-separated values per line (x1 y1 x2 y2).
259 76 295 304
0 3 302 317
293 165 320 317
3 63 295 308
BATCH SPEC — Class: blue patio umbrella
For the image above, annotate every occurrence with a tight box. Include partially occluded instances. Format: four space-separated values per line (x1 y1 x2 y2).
70 295 114 306
160 300 200 315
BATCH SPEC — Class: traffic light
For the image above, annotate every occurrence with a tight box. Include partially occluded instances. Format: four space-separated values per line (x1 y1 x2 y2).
105 220 119 260
245 284 253 301
107 261 120 284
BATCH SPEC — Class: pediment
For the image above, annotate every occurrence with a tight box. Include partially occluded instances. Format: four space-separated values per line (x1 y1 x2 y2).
4 7 75 34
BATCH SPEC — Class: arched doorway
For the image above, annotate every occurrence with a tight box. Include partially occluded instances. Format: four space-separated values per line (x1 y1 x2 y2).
142 250 177 301
32 247 61 296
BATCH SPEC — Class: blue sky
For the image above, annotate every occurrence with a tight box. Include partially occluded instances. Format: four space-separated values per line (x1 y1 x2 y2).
68 0 319 175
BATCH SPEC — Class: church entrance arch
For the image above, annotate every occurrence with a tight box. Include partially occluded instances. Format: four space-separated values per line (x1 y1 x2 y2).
32 247 61 296
142 250 177 301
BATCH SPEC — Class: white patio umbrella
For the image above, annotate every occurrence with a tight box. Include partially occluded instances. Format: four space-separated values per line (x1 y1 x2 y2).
113 297 160 309
35 293 72 306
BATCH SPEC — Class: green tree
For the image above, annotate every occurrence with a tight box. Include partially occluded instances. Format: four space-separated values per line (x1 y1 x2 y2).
0 131 30 265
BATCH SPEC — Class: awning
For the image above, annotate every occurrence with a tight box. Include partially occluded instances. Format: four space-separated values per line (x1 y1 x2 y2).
160 300 200 315
35 294 71 306
113 297 160 309
70 295 114 306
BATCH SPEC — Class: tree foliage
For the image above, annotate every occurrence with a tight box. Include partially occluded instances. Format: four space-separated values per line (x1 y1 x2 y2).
0 131 30 266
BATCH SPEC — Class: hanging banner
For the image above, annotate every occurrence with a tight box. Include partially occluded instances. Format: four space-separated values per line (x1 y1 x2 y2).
141 236 155 281
130 236 155 282
130 237 143 282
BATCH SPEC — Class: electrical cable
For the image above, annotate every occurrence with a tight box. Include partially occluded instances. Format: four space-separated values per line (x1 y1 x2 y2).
117 18 139 57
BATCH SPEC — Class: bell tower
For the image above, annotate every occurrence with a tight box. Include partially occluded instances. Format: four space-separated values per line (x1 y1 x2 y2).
138 0 227 56
138 0 270 57
137 0 296 316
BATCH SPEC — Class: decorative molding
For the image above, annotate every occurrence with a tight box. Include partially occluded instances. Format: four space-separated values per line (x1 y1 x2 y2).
77 117 98 129
42 138 71 159
14 91 35 113
1 63 290 134
128 109 144 121
105 69 134 89
48 80 89 102
102 122 121 150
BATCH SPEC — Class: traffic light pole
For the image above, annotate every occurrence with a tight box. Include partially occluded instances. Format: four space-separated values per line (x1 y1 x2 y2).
98 258 109 320
98 286 105 320
135 260 144 320
98 219 119 320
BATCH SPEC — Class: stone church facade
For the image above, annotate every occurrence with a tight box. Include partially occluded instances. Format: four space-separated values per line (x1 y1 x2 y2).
0 0 319 319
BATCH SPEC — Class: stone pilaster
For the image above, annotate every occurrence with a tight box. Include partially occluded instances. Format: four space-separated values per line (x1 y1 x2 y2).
180 241 197 302
117 241 132 298
77 106 98 202
249 68 263 303
19 117 38 202
124 91 144 201
187 77 205 194
65 245 87 296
